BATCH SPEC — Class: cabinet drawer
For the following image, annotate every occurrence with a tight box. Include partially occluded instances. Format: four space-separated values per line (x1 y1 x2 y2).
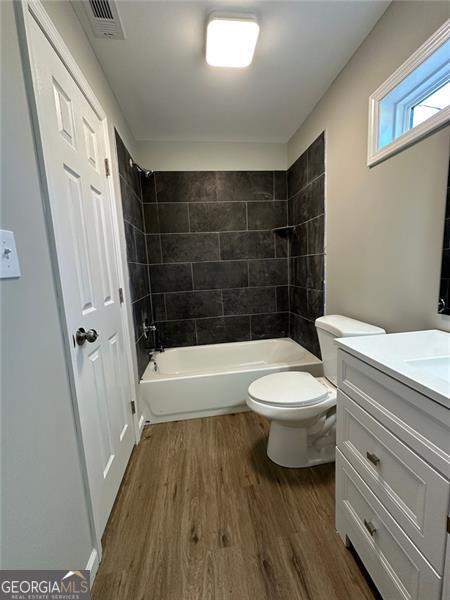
337 350 450 477
337 391 449 573
336 450 442 600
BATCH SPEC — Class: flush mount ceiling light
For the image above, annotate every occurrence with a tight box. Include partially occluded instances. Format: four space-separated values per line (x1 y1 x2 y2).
206 13 260 68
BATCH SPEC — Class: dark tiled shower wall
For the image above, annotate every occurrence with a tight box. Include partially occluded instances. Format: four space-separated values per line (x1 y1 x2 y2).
115 132 153 377
288 133 325 356
141 171 289 348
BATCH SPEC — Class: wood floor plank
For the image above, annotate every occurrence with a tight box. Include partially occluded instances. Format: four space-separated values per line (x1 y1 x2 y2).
92 412 376 600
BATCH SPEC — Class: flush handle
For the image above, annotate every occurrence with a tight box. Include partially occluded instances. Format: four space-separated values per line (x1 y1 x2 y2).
76 327 99 346
366 451 380 466
364 519 377 536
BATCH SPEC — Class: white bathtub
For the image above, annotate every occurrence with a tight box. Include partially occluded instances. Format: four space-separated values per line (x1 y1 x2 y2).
140 338 322 423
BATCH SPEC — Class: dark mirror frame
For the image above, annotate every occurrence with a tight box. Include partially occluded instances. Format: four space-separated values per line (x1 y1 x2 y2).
438 155 450 315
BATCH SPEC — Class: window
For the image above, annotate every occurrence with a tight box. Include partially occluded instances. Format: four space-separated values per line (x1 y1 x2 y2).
368 20 450 166
410 81 450 128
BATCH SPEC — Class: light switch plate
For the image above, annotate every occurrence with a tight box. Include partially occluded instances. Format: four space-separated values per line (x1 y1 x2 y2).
1 230 21 278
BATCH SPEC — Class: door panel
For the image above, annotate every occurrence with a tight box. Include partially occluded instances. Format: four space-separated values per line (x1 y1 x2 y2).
29 15 134 540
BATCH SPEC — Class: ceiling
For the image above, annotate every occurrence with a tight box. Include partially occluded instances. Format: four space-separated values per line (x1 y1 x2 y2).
73 1 389 143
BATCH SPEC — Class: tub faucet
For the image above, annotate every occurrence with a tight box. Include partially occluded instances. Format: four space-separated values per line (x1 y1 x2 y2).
143 321 165 353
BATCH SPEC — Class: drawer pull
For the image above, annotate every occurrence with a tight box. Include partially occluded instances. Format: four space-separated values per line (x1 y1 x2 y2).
366 451 380 466
364 519 377 536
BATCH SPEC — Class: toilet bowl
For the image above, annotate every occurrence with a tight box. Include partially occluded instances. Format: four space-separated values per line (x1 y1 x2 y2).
248 372 337 467
246 315 386 468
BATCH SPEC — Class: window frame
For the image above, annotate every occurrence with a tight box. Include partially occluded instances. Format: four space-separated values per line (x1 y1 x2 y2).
367 19 450 167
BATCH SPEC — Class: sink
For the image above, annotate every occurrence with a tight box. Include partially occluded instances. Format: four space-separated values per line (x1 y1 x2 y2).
336 330 450 407
406 356 450 383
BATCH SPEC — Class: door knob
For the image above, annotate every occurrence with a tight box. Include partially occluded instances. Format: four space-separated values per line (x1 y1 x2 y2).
75 327 99 346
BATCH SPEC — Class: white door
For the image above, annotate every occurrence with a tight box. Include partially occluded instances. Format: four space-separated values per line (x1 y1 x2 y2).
28 16 135 539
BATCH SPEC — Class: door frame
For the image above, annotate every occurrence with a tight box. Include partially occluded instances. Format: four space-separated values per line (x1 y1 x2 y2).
15 0 142 575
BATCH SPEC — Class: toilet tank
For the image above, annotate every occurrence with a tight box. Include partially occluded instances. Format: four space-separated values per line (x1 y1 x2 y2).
315 315 386 385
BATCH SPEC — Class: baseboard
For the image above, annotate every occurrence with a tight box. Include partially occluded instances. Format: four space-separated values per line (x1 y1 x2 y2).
86 548 99 588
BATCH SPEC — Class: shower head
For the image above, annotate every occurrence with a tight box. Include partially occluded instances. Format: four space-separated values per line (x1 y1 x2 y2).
129 158 153 178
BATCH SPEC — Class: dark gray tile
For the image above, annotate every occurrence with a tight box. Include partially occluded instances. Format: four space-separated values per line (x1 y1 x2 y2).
158 203 189 233
292 314 320 357
151 294 166 321
124 221 136 263
307 215 324 255
156 172 216 203
136 334 150 378
276 286 289 312
289 187 311 226
223 287 276 315
443 217 450 249
196 316 251 345
121 176 143 230
165 290 222 320
307 289 324 321
288 152 307 198
441 249 450 279
274 171 287 200
290 256 307 287
135 229 147 264
132 296 152 342
149 263 193 293
251 313 289 340
290 223 308 257
439 278 449 312
189 202 246 232
146 234 162 264
248 258 288 287
219 231 274 260
216 171 273 202
193 261 248 290
143 204 159 234
306 254 324 290
161 233 219 263
308 132 325 182
142 174 156 203
247 201 287 230
290 285 308 317
156 320 196 348
275 234 288 258
310 175 325 219
128 262 149 302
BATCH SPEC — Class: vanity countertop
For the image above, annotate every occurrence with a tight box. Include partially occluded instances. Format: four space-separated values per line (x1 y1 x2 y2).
336 330 450 408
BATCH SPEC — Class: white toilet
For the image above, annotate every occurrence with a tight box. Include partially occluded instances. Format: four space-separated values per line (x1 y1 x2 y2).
247 315 386 468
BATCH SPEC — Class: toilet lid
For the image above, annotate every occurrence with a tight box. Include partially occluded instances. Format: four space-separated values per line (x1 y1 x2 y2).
248 372 329 407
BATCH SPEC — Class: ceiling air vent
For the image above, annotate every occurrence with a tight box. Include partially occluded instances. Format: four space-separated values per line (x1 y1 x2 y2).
85 0 125 39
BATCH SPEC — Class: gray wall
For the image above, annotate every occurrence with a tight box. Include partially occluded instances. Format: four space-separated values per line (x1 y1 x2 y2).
288 1 450 334
1 0 93 568
140 171 289 347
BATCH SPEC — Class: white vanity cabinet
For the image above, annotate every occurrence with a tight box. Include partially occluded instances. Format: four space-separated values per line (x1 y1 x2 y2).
335 331 450 600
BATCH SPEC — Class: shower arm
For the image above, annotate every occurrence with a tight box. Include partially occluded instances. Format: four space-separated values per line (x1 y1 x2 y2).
128 158 153 178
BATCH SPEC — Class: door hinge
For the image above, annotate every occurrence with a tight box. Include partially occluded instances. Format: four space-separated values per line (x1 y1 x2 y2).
104 157 110 177
131 400 136 415
118 287 124 304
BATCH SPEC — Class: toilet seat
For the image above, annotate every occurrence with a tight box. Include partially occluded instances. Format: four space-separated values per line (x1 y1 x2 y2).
248 372 330 407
